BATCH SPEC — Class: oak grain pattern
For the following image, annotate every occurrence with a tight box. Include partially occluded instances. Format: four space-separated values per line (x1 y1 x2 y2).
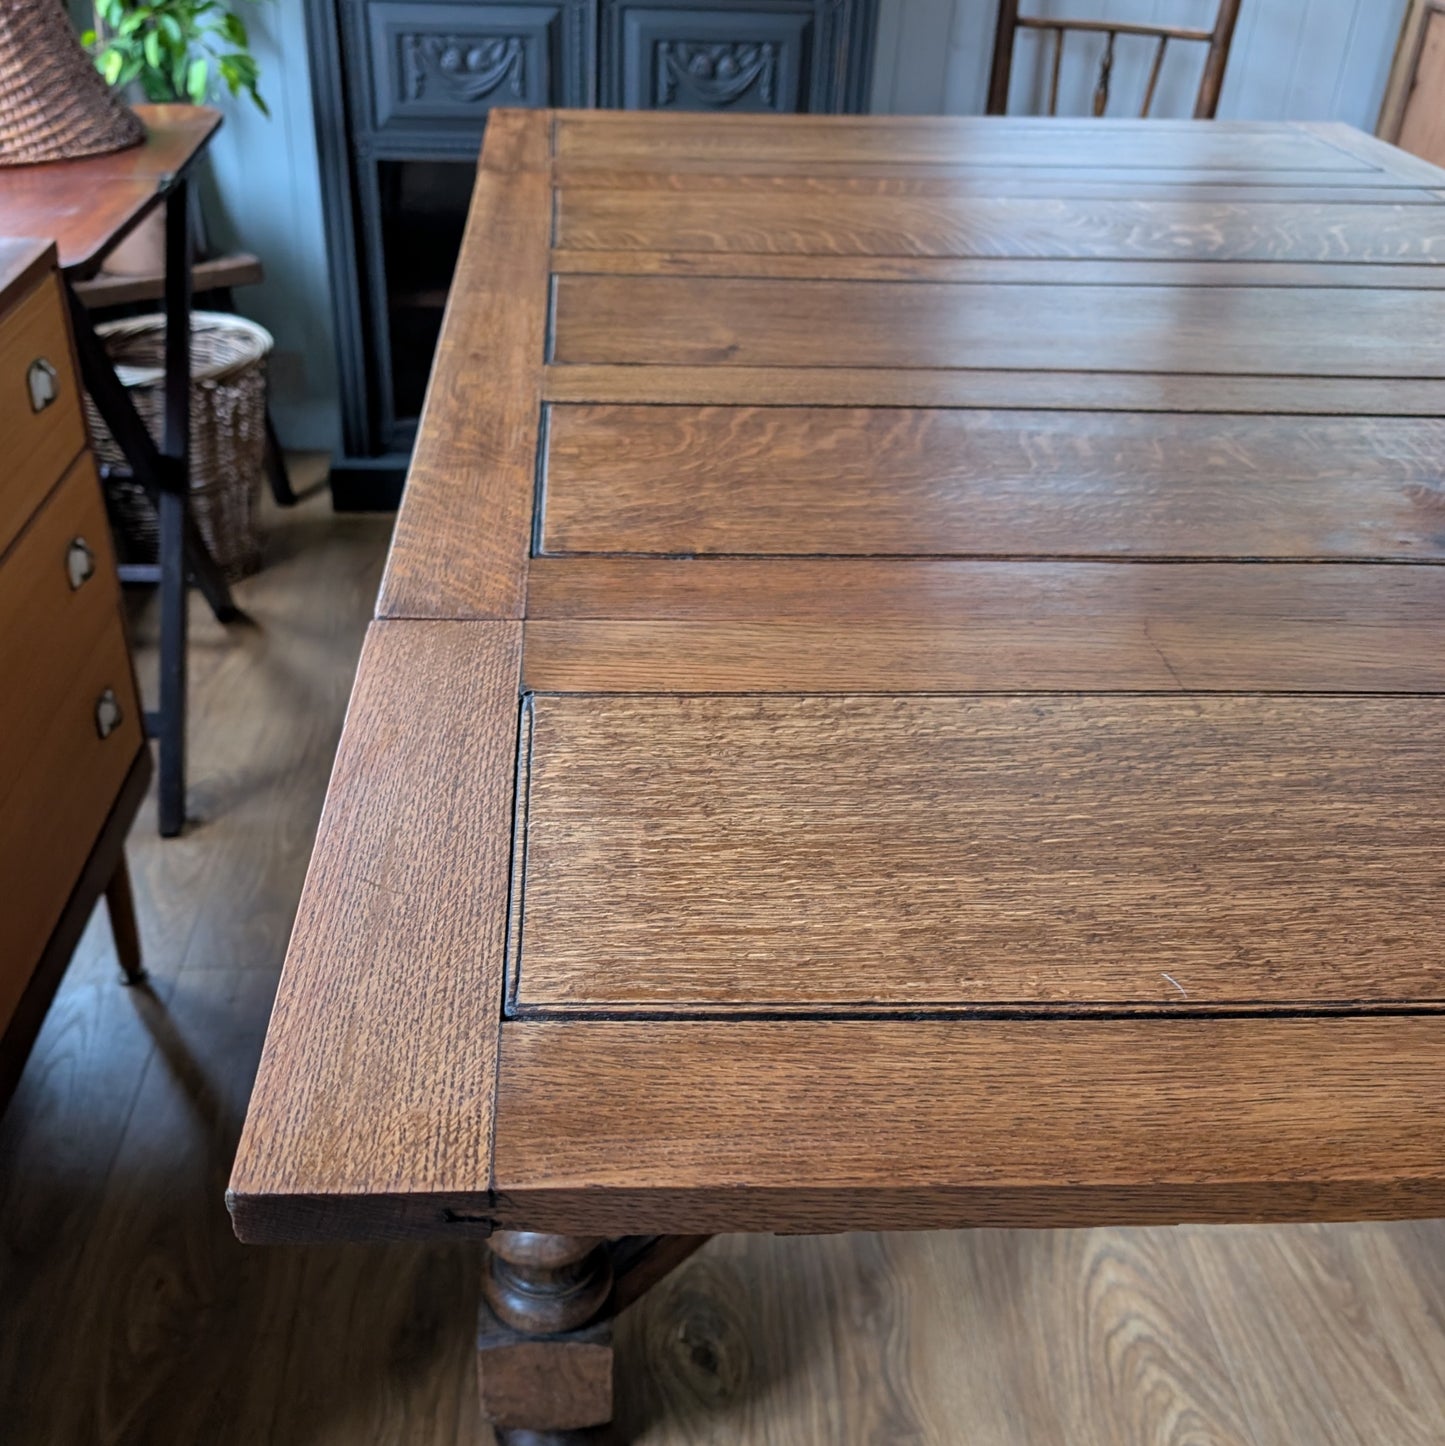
542 364 1445 414
510 694 1445 1010
540 406 1445 559
227 620 522 1242
376 163 550 620
550 274 1445 375
524 556 1445 626
551 250 1445 287
490 1016 1445 1233
519 611 1445 693
556 192 1445 261
551 113 1370 172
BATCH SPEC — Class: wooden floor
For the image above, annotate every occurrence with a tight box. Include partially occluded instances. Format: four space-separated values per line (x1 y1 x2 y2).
4 465 1445 1444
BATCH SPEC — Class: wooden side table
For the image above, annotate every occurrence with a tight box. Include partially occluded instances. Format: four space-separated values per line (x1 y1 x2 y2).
0 104 242 836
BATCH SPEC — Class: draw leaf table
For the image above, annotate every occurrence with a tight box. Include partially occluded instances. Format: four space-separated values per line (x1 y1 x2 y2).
230 111 1445 1441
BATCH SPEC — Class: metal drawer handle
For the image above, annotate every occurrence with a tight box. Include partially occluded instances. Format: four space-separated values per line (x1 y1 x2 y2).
27 357 59 413
95 688 123 740
67 537 96 590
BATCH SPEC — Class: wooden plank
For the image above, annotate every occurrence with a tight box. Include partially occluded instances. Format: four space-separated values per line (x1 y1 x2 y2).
540 406 1445 559
556 193 1445 262
508 694 1445 1011
491 1016 1445 1233
552 113 1370 173
71 251 264 309
551 275 1445 376
519 604 1445 693
377 166 549 620
226 620 522 1243
550 251 1445 288
524 557 1445 627
542 365 1445 413
556 167 1437 196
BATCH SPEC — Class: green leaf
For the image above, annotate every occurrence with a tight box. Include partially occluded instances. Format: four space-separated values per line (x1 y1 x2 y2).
187 55 209 103
100 47 124 85
143 28 163 69
79 28 97 47
158 14 183 46
221 12 247 47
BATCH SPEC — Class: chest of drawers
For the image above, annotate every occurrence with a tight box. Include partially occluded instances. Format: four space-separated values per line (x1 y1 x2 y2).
0 238 151 1109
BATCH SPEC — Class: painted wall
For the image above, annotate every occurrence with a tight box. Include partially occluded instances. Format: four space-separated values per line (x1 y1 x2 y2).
119 0 1411 452
194 1 340 450
870 0 1410 125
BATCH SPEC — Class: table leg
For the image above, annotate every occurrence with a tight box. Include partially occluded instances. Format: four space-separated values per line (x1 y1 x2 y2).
477 1232 713 1442
105 852 145 984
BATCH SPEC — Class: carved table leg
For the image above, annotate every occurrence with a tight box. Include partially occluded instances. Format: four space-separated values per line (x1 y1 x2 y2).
478 1232 615 1443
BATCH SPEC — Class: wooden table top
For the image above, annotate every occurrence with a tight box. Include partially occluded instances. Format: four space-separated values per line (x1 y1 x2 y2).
231 112 1445 1245
0 105 220 277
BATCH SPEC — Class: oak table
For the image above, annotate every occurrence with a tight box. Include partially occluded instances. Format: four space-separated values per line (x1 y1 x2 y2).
231 112 1445 1441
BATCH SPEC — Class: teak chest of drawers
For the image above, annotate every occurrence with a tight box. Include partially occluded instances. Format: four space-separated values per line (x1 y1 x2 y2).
233 113 1445 1440
0 238 150 1110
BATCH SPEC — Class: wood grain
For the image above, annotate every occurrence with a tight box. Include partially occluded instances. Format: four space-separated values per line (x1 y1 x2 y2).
226 620 522 1243
550 275 1445 375
491 1015 1445 1233
540 406 1445 559
508 693 1445 1012
524 556 1445 628
0 105 221 276
551 250 1445 287
551 113 1369 173
0 455 129 787
542 364 1445 414
0 273 86 558
557 192 1445 261
376 166 549 620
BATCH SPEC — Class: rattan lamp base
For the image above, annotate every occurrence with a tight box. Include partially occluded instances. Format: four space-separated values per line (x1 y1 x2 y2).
0 0 144 167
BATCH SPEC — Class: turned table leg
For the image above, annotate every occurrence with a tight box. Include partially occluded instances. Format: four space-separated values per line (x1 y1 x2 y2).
476 1232 712 1442
478 1232 615 1443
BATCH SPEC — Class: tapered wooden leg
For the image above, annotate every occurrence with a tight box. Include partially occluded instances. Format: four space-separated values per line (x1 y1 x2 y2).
478 1232 615 1442
105 854 145 984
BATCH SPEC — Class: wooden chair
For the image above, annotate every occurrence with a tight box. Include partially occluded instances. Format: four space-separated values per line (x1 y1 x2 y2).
987 0 1243 119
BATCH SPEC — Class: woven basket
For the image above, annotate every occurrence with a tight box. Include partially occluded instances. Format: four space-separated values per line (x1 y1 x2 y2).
85 312 273 580
0 0 144 167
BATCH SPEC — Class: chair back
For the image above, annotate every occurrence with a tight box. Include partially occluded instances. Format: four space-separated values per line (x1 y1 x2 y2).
986 0 1243 119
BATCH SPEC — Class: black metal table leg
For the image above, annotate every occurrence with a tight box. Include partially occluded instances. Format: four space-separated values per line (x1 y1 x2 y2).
67 179 246 836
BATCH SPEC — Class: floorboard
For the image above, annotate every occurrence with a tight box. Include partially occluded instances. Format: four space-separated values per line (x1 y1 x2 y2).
3 459 1444 1443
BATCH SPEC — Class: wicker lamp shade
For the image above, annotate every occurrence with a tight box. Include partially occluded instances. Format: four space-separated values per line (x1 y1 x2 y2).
0 0 144 167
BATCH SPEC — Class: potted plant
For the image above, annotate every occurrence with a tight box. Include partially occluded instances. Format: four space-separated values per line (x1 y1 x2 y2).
82 0 270 273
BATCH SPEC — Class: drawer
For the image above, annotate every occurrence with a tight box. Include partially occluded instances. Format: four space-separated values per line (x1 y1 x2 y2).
0 453 127 790
604 3 819 111
0 273 86 559
0 621 143 1036
362 0 591 134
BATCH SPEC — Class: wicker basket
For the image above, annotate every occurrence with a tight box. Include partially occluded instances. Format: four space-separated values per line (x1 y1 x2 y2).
85 312 273 580
0 0 144 167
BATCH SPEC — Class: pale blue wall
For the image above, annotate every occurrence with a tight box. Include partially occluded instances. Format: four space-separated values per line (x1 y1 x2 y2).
194 1 339 450
175 0 1412 452
871 0 1410 123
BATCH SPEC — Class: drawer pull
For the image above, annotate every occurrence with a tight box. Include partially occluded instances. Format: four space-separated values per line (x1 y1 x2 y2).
95 688 123 740
27 357 59 413
66 537 96 590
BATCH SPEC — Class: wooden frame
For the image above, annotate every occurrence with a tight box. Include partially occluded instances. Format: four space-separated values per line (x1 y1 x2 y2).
987 0 1243 119
1379 0 1445 145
